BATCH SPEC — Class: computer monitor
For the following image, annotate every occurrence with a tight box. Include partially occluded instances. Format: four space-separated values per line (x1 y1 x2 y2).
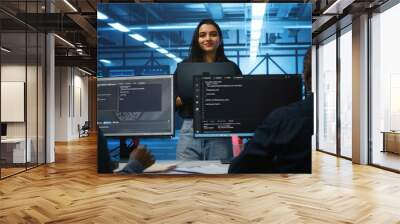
193 75 302 137
97 75 174 137
175 62 241 103
1 123 6 138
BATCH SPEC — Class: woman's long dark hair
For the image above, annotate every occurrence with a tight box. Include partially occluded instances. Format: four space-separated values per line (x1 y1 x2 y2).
188 19 228 62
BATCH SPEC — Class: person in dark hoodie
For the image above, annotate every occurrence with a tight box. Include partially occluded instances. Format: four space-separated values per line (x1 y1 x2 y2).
228 48 313 173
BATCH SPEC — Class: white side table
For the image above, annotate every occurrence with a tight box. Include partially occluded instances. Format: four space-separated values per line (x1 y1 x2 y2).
1 138 31 163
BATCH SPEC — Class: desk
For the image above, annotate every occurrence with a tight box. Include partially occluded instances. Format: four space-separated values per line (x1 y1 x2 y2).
1 138 31 163
382 131 400 154
117 160 229 174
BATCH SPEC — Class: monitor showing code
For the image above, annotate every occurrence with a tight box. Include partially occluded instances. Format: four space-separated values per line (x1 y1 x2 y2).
97 75 174 136
193 75 301 137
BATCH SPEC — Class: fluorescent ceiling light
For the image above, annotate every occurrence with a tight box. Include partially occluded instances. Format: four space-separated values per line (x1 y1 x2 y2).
251 20 263 31
250 44 259 50
99 59 111 64
250 39 260 45
54 34 75 48
323 0 340 14
184 4 205 9
252 3 266 18
250 45 258 51
144 42 159 49
156 48 168 54
249 3 266 60
322 0 354 15
1 47 11 53
129 33 146 42
78 67 92 76
174 58 183 63
165 53 176 59
108 22 130 32
63 0 78 12
250 31 261 40
97 11 108 20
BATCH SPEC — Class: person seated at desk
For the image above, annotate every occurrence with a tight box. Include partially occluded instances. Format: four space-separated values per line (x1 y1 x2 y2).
228 48 313 174
97 128 155 174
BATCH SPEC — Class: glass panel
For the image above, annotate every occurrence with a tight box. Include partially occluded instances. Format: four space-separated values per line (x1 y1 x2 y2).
317 36 337 154
339 28 352 158
27 30 38 169
26 0 41 170
38 32 45 165
1 22 28 177
371 4 400 171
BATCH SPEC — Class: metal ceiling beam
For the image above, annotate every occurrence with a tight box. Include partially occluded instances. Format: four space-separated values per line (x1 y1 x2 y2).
55 55 96 67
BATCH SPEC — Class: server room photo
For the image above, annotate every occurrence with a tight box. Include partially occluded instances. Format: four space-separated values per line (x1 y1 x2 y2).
96 2 312 175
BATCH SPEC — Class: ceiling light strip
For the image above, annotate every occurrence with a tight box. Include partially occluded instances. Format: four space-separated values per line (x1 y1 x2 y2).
63 0 78 12
54 34 75 48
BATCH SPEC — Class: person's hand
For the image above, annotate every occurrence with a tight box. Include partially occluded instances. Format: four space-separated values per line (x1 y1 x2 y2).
176 96 184 108
129 145 155 169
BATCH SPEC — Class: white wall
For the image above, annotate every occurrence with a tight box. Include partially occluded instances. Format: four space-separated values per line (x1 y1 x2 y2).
1 64 46 163
1 65 29 138
55 67 69 141
55 67 89 141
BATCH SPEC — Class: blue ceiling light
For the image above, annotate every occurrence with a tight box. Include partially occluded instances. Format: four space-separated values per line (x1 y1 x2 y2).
129 33 147 42
156 48 168 54
174 58 183 63
249 3 266 60
144 41 159 49
184 4 206 9
108 22 130 32
99 59 111 64
165 53 176 59
97 11 109 20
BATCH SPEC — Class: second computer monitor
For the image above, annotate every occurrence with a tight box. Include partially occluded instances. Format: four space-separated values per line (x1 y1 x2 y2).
97 75 174 137
193 75 302 137
175 62 241 102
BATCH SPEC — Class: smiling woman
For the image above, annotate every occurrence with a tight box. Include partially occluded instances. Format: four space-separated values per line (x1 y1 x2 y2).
174 19 243 161
187 19 227 63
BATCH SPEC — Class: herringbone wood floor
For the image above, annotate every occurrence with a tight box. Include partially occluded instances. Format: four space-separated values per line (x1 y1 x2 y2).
1 135 400 224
